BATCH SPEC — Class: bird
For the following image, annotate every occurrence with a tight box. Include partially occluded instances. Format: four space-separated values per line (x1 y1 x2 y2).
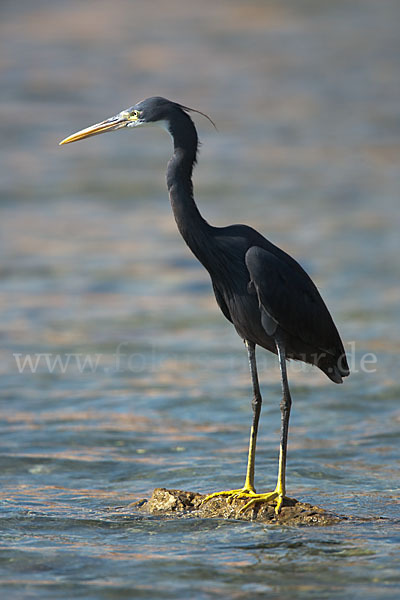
60 96 349 514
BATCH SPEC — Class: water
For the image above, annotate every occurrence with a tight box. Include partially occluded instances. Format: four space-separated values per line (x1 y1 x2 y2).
1 0 399 598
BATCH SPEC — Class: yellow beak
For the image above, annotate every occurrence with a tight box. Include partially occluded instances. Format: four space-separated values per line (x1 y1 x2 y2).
59 112 136 146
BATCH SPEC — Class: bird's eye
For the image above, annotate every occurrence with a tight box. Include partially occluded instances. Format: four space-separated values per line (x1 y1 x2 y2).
131 110 141 120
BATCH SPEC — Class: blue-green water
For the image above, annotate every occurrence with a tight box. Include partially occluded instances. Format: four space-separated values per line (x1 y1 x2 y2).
1 1 399 598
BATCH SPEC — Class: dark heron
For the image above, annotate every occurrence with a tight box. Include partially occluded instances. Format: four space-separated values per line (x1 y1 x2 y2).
60 96 349 513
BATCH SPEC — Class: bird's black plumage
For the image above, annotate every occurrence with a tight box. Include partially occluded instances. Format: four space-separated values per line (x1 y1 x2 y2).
60 96 349 512
154 98 349 383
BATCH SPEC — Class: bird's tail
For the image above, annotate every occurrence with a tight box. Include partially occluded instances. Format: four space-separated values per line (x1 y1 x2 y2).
320 352 350 384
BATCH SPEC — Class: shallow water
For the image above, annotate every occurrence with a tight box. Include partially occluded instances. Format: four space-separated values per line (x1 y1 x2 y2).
1 1 400 598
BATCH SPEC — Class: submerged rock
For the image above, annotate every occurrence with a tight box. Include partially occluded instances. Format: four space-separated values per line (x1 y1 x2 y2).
134 488 344 526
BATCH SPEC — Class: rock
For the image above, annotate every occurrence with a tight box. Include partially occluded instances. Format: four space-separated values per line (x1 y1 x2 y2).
133 488 344 526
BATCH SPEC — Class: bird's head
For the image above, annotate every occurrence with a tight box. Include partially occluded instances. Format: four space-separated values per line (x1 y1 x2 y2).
59 96 215 145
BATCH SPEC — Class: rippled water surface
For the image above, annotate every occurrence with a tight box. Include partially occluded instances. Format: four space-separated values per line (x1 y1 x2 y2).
1 1 399 598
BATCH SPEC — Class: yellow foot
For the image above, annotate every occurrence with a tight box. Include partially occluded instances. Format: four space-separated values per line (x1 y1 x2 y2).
201 486 256 506
202 487 292 514
240 489 297 514
239 490 283 515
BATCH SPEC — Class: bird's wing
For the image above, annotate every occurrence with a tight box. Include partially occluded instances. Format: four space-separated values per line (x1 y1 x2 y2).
245 245 339 353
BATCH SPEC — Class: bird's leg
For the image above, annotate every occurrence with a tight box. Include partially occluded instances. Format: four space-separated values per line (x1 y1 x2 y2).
201 340 263 504
242 340 262 493
239 336 293 514
274 337 292 510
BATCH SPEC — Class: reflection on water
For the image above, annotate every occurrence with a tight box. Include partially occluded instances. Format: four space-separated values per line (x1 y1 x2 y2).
1 0 399 599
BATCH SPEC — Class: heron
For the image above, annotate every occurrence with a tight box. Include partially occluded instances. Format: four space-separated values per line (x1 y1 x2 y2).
60 96 349 514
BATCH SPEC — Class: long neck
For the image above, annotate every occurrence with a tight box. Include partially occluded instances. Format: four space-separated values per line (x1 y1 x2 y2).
166 112 212 260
